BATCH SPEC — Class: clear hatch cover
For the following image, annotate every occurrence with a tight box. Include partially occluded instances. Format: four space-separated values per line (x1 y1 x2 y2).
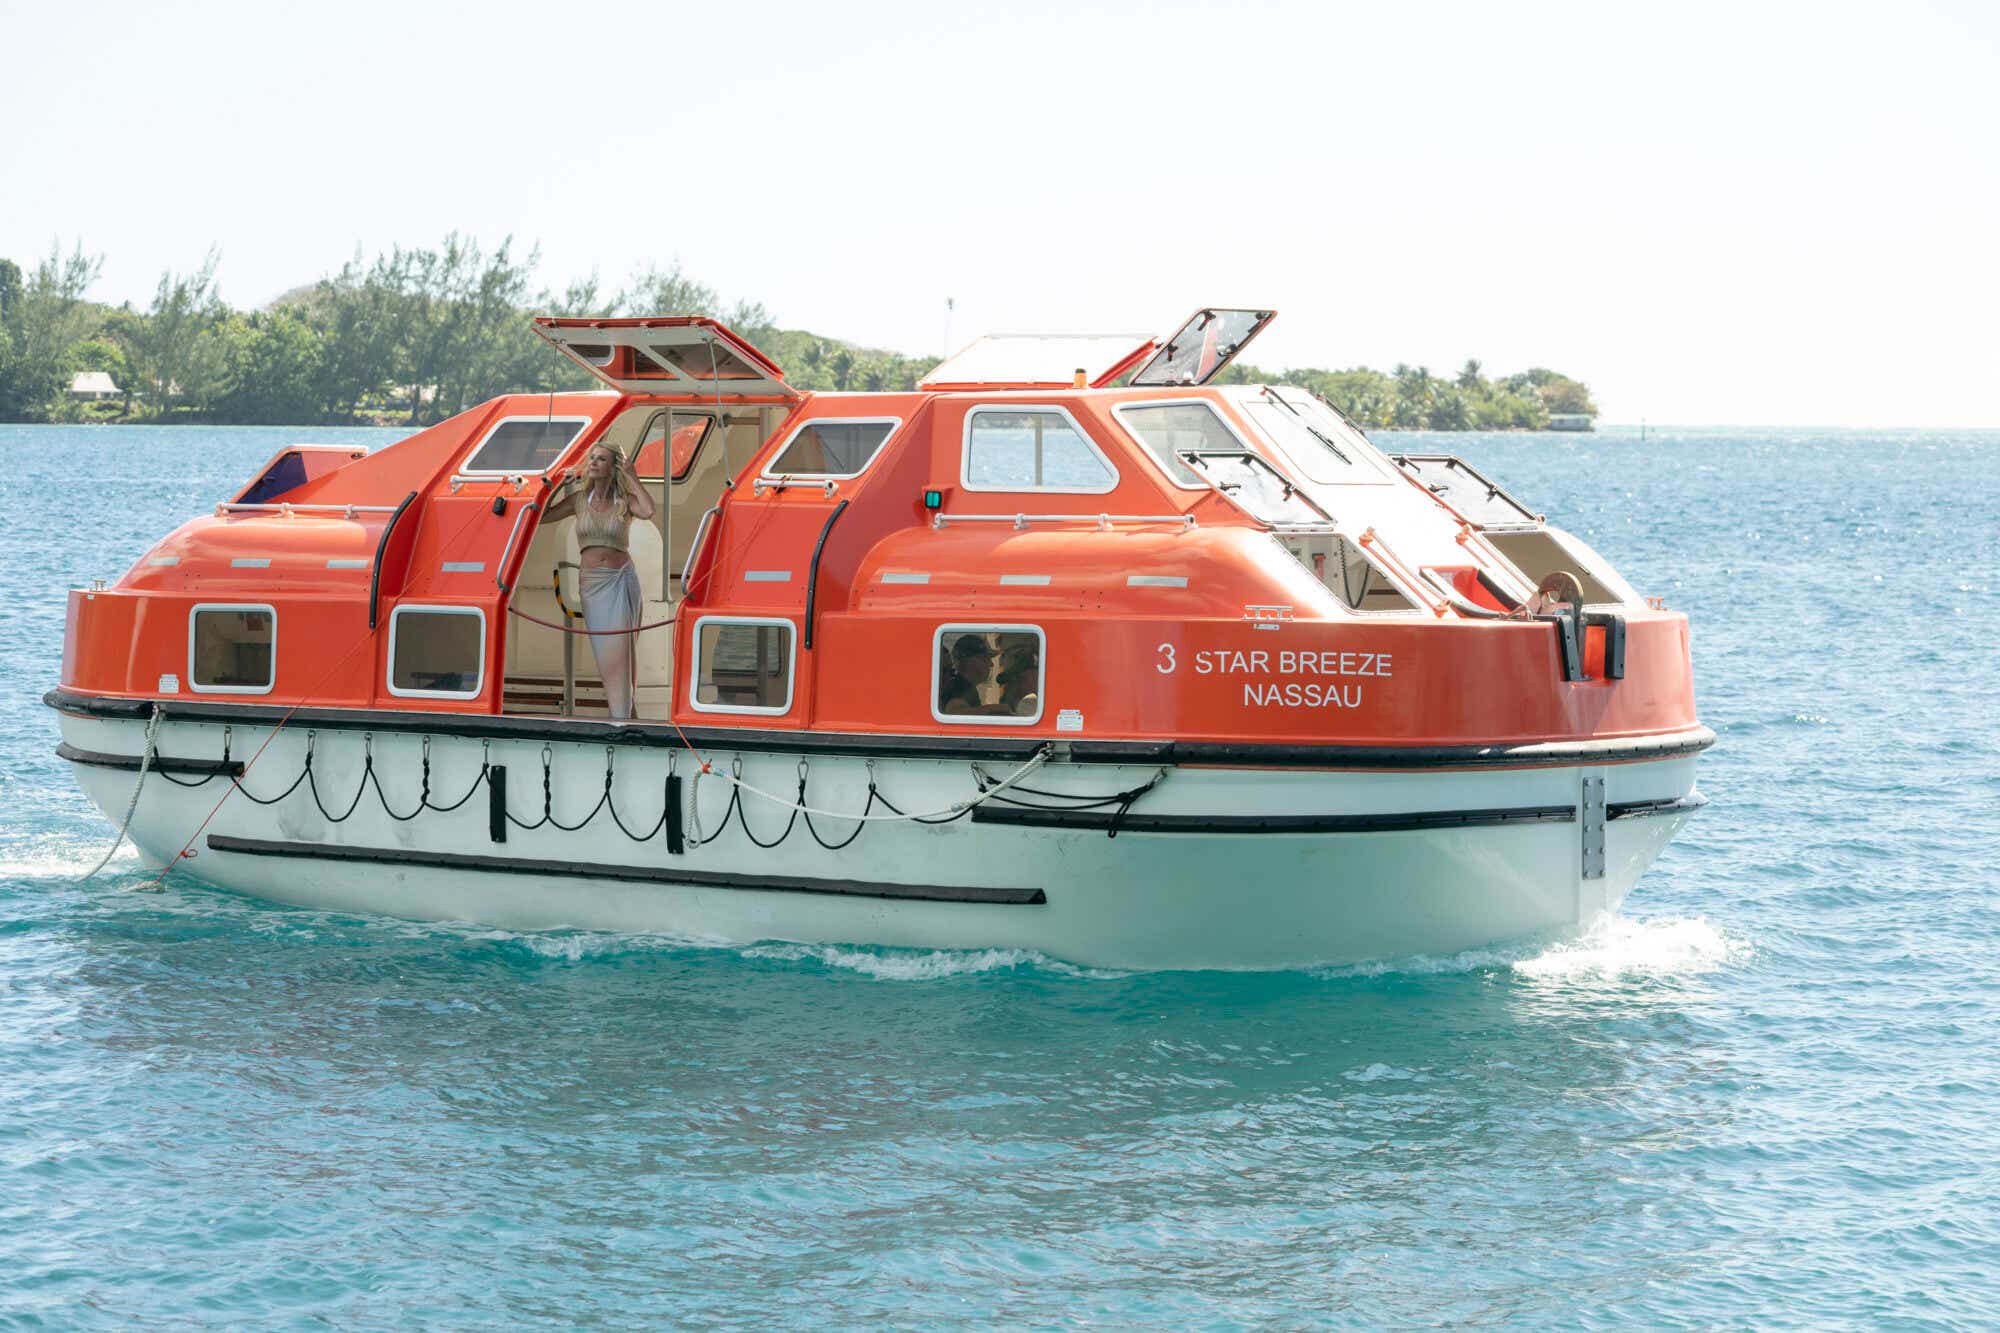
1178 449 1330 526
1129 308 1275 386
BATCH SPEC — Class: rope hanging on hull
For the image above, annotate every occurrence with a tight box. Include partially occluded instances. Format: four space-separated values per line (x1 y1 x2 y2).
80 704 163 883
134 725 1131 862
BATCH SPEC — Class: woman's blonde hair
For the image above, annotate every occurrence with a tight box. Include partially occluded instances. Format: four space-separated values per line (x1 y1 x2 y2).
581 442 632 511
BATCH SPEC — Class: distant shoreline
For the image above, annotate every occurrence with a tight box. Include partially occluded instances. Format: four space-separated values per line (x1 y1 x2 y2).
4 241 1597 432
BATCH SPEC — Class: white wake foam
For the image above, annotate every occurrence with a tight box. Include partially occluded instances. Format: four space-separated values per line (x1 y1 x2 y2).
438 928 1108 981
1509 913 1748 980
742 941 1113 981
1311 913 1748 982
0 837 139 881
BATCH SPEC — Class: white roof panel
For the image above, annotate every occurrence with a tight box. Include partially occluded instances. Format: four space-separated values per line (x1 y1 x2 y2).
920 334 1152 389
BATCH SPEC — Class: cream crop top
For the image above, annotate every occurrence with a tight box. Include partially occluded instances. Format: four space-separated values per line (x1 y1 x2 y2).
573 489 632 553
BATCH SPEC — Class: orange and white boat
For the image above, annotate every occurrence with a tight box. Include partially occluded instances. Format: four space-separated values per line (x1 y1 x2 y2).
48 309 1709 969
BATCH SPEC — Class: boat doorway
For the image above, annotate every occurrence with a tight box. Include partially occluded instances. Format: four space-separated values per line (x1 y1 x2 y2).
501 401 788 719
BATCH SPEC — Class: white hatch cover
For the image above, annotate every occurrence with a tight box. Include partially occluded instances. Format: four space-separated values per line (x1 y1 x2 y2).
920 334 1155 390
532 317 798 399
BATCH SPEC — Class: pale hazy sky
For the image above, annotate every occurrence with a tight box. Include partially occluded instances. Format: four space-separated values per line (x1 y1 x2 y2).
3 0 1996 426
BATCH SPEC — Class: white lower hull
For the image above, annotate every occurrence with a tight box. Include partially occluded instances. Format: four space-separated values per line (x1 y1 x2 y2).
58 712 1700 970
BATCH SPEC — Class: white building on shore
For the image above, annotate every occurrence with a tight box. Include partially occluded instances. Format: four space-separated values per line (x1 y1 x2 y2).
68 371 121 401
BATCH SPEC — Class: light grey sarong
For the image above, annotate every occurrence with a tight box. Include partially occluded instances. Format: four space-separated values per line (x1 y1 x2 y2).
580 562 642 720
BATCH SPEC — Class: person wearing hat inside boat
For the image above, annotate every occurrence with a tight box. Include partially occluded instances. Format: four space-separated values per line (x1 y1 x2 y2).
543 443 657 721
939 633 999 716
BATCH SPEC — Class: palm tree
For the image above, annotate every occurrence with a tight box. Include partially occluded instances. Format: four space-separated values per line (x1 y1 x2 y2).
797 338 829 387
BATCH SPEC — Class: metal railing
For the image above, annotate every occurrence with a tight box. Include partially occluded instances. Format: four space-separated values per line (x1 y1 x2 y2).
448 472 537 491
214 502 402 518
494 501 541 592
930 512 1197 532
1354 526 1449 615
680 505 721 590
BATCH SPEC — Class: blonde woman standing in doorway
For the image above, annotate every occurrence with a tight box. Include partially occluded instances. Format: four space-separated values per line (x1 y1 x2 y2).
545 443 657 721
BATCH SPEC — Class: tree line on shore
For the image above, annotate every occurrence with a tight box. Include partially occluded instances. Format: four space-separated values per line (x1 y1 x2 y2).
0 238 1594 430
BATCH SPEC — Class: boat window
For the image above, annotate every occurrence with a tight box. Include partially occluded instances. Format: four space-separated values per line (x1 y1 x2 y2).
765 419 899 479
933 625 1044 726
388 606 486 699
463 416 591 475
1113 401 1242 488
189 604 275 694
692 617 794 714
633 412 713 482
1242 394 1381 485
1181 451 1330 526
962 407 1116 493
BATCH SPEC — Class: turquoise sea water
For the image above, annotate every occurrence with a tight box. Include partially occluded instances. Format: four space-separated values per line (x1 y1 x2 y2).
3 422 1997 1327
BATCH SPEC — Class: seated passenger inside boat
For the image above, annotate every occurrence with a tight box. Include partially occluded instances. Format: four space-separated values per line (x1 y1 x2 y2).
940 634 997 716
996 640 1040 718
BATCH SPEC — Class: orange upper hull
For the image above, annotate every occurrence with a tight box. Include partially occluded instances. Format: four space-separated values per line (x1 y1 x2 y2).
58 332 1700 753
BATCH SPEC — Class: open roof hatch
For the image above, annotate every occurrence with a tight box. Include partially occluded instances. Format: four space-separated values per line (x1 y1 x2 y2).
1128 308 1276 387
532 317 798 399
1390 455 1542 529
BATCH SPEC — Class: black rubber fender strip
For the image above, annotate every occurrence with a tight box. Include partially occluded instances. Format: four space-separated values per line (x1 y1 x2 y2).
45 689 1044 763
1606 792 1708 820
487 764 507 843
970 803 1577 834
44 690 1716 773
1066 727 1717 771
1584 611 1628 680
56 742 243 778
665 774 685 855
203 834 1046 906
1535 610 1586 681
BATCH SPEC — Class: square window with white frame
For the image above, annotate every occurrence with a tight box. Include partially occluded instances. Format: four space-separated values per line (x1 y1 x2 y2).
962 408 1116 493
388 606 486 698
693 618 794 714
934 626 1043 724
766 419 899 478
462 416 591 475
189 604 275 693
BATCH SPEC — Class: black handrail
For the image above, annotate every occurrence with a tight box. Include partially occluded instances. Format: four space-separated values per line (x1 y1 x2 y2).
368 490 419 629
803 498 850 650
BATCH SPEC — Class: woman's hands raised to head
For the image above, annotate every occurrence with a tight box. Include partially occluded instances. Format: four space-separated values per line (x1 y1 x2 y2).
624 455 658 521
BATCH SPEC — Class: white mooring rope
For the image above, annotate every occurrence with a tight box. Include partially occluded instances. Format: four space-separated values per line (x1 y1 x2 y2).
80 704 164 883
